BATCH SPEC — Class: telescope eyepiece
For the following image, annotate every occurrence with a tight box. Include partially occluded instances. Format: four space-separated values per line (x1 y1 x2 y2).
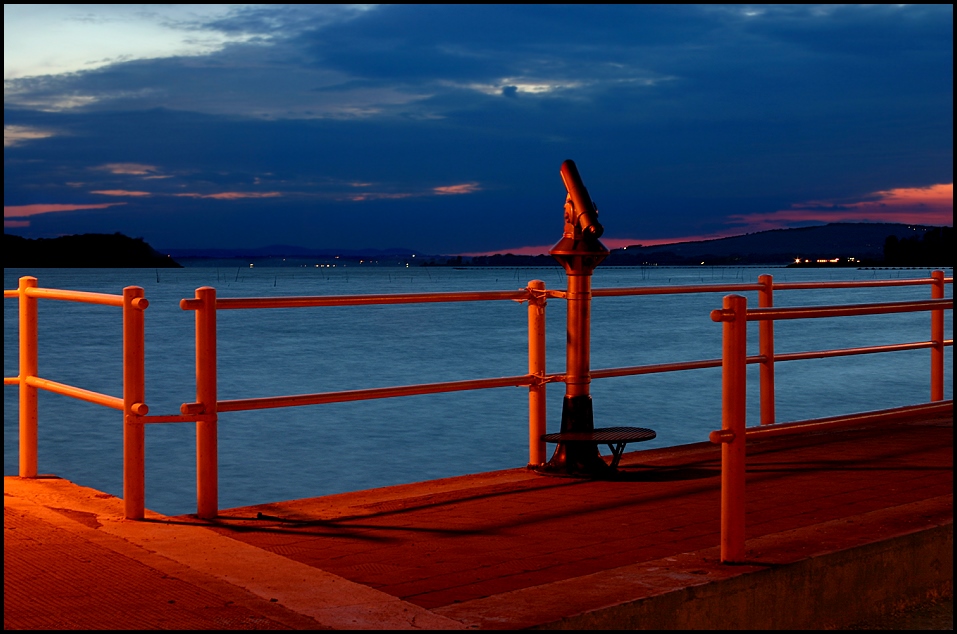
579 215 604 239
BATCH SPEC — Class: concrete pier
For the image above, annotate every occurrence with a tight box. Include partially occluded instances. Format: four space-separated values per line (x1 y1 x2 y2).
4 412 952 629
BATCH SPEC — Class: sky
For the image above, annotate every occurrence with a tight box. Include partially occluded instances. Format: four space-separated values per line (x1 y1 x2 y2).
3 4 953 255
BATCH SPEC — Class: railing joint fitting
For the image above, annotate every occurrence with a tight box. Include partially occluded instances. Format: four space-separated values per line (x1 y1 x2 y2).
709 429 736 444
515 287 549 306
180 401 206 415
711 308 736 322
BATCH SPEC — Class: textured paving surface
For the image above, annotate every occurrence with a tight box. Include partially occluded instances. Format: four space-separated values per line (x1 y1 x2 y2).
3 506 297 630
200 417 953 609
4 415 952 629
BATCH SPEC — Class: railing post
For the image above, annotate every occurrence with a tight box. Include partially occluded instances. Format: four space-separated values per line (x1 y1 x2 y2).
195 287 218 519
758 274 775 425
123 286 148 520
18 276 38 478
720 294 748 563
930 270 944 402
527 280 547 466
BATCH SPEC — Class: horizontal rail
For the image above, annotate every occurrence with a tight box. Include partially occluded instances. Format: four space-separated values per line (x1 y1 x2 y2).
4 376 19 385
217 374 535 413
188 289 531 311
747 298 951 321
590 339 954 382
591 357 725 379
24 287 126 307
25 376 124 410
216 339 950 413
135 413 217 424
774 340 952 363
592 283 763 297
773 277 952 290
741 400 953 441
590 276 953 298
14 276 953 307
173 277 956 310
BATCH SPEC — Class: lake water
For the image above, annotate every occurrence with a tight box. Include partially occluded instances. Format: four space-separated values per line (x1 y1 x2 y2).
4 265 953 516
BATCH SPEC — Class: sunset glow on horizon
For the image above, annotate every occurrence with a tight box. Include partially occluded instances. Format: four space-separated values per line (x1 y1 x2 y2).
4 202 126 219
727 183 954 233
463 182 953 256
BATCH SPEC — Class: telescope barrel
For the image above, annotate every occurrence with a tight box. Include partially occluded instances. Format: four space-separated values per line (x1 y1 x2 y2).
560 160 603 238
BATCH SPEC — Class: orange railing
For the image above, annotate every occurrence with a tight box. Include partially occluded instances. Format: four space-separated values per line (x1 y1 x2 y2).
709 269 953 563
173 279 787 518
173 285 544 518
3 276 150 519
5 271 952 521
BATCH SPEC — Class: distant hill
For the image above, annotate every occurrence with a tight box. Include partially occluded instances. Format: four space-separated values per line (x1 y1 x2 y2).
5 233 182 268
604 223 946 266
449 223 950 267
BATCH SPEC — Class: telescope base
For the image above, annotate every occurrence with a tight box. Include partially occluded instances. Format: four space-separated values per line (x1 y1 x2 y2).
534 395 616 478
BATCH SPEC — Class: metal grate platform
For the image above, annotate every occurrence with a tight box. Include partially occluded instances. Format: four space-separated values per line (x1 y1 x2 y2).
541 426 656 468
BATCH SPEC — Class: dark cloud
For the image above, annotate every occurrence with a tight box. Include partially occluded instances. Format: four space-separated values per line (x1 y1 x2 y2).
3 5 952 252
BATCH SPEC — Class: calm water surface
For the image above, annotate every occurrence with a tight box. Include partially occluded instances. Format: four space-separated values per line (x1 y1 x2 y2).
4 265 952 516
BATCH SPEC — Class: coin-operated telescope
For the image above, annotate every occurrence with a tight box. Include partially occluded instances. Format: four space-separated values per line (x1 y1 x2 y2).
549 160 607 265
539 160 612 475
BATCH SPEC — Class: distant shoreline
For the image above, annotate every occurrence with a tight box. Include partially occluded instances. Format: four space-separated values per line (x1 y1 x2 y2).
6 222 951 269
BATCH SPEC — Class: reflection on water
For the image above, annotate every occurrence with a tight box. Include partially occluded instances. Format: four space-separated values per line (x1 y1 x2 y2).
3 266 952 515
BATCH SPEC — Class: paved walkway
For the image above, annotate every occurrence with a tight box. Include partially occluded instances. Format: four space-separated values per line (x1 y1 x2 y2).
4 413 953 629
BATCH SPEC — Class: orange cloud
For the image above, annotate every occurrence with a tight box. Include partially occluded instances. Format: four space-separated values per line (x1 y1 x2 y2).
174 192 282 199
433 182 481 195
4 220 30 228
90 190 152 197
94 163 161 176
4 202 127 218
729 183 953 232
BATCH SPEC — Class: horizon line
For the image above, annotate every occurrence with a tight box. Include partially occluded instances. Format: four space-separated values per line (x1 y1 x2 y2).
457 220 954 258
